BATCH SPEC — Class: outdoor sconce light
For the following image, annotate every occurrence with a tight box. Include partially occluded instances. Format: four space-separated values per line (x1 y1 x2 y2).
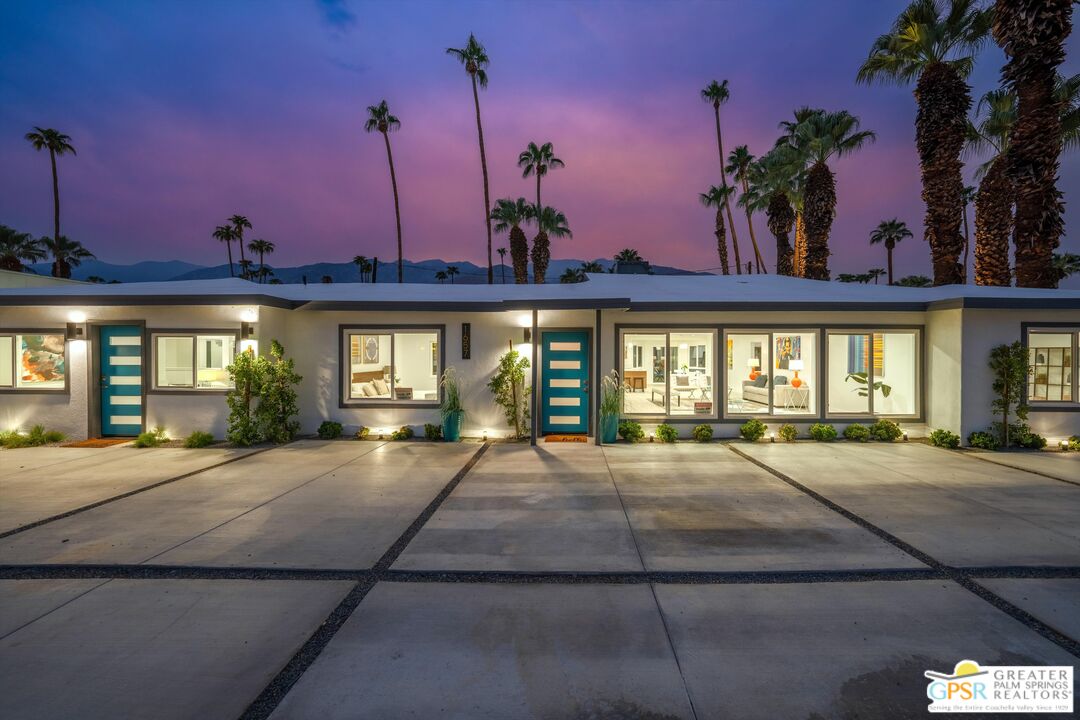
523 327 532 344
66 322 86 341
770 432 776 443
903 432 909 442
241 321 257 339
1060 439 1069 450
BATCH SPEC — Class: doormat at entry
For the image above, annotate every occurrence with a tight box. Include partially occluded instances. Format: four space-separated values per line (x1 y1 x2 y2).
63 438 131 448
544 435 589 443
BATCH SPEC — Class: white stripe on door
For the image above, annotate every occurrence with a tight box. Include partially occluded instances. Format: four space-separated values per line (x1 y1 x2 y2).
109 336 142 346
110 396 140 405
111 376 141 385
549 378 579 388
549 342 581 351
110 416 141 425
109 356 141 365
549 360 580 370
549 397 580 406
548 416 579 425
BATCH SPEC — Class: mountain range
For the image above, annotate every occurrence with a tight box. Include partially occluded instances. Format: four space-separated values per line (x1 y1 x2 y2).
29 258 706 284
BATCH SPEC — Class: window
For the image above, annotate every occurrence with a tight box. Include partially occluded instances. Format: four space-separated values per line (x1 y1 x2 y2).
826 329 919 417
153 333 236 389
1028 331 1076 403
0 333 66 390
621 330 715 417
726 331 817 416
343 328 441 403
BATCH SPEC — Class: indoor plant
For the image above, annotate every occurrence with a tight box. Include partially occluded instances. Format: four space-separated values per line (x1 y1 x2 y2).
598 369 623 443
440 367 465 441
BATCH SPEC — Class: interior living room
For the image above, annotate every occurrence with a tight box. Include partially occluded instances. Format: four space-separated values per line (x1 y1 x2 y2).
622 330 716 417
725 331 816 417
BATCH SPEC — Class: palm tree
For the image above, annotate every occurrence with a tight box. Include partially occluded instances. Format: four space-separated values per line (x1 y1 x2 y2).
24 128 76 251
447 34 494 284
868 268 887 285
740 147 803 276
857 0 993 286
212 225 236 277
701 80 743 274
321 275 334 284
994 0 1073 288
247 239 275 284
896 274 933 287
517 141 564 212
496 247 507 283
725 145 766 273
614 248 643 263
87 275 106 284
435 270 448 283
446 265 460 284
776 108 876 280
1051 252 1080 283
0 225 46 272
364 100 404 283
960 184 976 281
580 260 604 273
966 89 1017 286
775 108 825 277
238 259 254 280
228 215 252 275
41 235 94 279
869 219 914 285
353 255 369 283
490 197 532 284
530 206 571 284
699 185 735 275
560 267 586 284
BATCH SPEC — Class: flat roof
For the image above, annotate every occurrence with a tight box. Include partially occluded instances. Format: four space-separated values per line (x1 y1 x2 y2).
0 274 1078 311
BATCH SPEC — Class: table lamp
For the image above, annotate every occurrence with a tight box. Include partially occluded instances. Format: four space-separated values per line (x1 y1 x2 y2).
789 359 804 388
747 357 760 380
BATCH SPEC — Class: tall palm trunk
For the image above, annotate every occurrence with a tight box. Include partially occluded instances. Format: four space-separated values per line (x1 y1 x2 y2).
802 162 835 281
510 226 529 284
470 73 494 284
961 200 971 283
766 191 795 276
974 157 1014 286
916 61 970 286
531 230 550 284
49 148 60 247
225 240 234 278
793 213 807 277
996 0 1071 288
885 241 895 286
382 130 404 283
739 176 766 273
53 258 71 279
714 209 730 275
712 105 742 274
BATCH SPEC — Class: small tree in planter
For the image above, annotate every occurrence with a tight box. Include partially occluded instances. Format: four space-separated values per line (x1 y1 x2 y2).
988 341 1029 448
440 367 464 441
489 348 530 439
258 340 302 444
226 346 269 446
599 370 623 443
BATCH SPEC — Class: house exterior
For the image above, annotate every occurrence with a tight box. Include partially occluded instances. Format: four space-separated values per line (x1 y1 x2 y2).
1 274 1078 445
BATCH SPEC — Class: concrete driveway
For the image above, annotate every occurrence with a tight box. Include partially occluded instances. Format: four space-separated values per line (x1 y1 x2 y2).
1 439 1077 719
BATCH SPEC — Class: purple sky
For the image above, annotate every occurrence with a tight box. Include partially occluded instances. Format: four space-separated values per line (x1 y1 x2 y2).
1 0 1077 281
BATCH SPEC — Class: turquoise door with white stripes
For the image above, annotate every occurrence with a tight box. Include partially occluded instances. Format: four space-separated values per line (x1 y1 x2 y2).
541 331 590 435
99 325 144 436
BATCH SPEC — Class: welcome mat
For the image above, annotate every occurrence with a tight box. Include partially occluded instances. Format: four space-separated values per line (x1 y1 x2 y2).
63 438 131 448
543 435 589 443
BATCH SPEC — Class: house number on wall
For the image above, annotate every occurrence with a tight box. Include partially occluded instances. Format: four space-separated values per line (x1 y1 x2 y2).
461 323 471 360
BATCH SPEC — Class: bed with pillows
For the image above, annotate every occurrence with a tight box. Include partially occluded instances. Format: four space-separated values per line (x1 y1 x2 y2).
351 372 391 399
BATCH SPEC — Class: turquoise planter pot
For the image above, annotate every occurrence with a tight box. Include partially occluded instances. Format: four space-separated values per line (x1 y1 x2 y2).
442 411 464 442
600 414 619 444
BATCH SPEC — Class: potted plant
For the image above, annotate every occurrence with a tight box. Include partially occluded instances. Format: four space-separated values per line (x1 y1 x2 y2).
599 369 623 443
440 367 464 441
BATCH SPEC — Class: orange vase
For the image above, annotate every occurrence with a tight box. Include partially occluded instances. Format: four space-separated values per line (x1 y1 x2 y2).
791 370 802 388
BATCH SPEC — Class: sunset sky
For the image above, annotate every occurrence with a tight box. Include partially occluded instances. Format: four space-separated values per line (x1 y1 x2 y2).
1 0 1077 280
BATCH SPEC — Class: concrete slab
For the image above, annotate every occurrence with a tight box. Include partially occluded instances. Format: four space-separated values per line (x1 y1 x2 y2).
603 443 921 572
0 578 351 720
0 579 106 637
739 442 1080 567
0 446 259 533
0 440 385 565
153 442 479 569
979 579 1080 641
394 444 644 572
270 582 694 720
964 450 1080 482
656 580 1079 720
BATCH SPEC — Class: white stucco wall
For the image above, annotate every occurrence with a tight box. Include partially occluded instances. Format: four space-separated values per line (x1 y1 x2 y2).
925 308 963 435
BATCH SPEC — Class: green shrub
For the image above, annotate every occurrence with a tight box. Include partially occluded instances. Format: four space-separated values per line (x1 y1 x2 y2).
843 423 870 442
739 418 767 442
1 425 66 448
1068 435 1080 452
356 426 370 440
809 423 838 442
317 421 343 440
134 426 169 448
778 423 797 442
618 420 644 443
225 339 303 446
390 425 414 441
488 349 530 439
1016 429 1047 450
656 424 678 443
928 429 960 449
0 431 31 448
968 430 999 450
424 423 443 441
184 430 215 448
869 419 902 442
691 424 713 442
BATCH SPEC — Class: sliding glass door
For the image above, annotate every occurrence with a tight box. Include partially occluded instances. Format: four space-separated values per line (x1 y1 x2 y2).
725 330 817 417
621 330 716 418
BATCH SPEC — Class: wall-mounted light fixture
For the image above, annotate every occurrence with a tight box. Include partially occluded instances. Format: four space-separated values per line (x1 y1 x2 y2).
523 327 532 344
66 322 86 341
241 321 257 339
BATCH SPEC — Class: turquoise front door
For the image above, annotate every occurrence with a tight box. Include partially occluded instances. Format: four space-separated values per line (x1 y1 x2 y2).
99 325 144 436
541 330 590 435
